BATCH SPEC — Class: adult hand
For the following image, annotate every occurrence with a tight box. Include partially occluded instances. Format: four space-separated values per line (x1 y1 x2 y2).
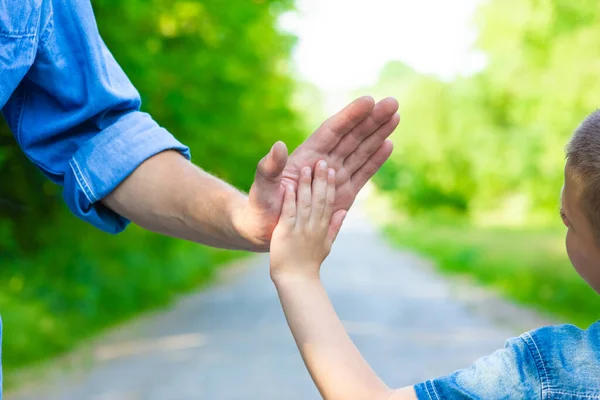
235 96 399 251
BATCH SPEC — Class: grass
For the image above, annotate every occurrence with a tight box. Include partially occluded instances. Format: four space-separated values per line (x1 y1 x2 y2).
2 241 245 391
384 221 600 328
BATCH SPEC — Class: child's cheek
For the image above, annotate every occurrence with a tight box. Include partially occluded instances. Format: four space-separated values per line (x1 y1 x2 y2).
566 230 600 294
566 229 583 274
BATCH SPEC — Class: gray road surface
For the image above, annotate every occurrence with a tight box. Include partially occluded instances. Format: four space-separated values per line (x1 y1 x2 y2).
10 205 551 400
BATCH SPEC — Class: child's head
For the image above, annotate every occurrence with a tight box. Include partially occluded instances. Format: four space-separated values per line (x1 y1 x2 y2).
564 110 600 294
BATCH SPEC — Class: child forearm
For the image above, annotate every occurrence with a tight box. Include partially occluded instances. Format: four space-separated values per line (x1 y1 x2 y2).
273 274 392 400
269 164 415 400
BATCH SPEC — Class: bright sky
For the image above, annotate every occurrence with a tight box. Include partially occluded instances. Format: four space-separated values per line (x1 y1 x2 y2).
279 0 484 93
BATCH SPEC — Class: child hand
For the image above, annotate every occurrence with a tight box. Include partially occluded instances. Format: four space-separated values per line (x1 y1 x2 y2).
270 160 347 282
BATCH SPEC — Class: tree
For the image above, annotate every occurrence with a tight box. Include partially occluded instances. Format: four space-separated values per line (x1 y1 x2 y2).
1 0 304 370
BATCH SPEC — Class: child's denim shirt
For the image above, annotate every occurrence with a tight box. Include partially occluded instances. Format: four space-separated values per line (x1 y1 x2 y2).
415 321 600 399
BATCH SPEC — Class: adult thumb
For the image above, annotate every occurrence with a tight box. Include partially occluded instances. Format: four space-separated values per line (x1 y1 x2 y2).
251 141 288 205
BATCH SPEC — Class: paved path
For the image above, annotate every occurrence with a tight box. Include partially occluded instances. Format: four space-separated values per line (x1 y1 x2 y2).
10 203 551 400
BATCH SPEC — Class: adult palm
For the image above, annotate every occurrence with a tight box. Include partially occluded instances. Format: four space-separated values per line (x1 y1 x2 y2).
237 96 399 251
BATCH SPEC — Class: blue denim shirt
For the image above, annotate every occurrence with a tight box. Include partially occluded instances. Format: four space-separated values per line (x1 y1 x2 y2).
415 321 600 399
0 1 190 397
1 0 190 232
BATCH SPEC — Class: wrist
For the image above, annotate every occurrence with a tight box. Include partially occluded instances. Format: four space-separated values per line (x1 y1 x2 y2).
271 268 321 287
183 181 263 251
230 194 271 252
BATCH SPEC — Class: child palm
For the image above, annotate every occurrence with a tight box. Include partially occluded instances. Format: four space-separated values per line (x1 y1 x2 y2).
270 161 347 280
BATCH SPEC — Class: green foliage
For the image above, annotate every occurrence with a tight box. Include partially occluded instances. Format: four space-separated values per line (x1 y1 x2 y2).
371 1 600 222
371 2 600 326
93 0 303 190
386 221 600 328
0 0 302 382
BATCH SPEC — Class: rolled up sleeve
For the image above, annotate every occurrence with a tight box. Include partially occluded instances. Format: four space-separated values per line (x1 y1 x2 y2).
65 111 190 233
1 0 190 234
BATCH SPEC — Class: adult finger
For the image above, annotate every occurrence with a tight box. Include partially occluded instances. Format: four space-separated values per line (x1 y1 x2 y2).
344 112 399 176
250 141 288 209
330 97 398 162
351 139 394 193
301 96 375 153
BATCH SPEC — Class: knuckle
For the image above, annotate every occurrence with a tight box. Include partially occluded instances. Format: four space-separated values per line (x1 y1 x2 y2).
256 156 266 169
308 222 321 233
300 200 311 210
351 133 363 146
357 145 371 160
365 161 378 175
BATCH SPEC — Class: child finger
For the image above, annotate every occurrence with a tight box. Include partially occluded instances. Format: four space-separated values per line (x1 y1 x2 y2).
297 166 312 226
327 209 347 245
323 168 336 221
310 160 329 222
280 184 296 225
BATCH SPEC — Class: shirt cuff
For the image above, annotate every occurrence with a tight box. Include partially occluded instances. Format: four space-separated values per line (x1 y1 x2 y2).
413 381 437 400
63 111 191 234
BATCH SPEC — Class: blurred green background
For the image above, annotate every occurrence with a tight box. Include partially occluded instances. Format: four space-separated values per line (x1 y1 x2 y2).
2 0 600 388
368 0 600 328
0 0 305 381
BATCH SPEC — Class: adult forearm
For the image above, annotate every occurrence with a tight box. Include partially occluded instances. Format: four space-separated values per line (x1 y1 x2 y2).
274 274 392 400
102 150 256 250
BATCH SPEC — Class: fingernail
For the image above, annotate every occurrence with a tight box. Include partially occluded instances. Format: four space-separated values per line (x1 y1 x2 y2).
328 168 335 178
303 167 311 176
319 160 327 169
